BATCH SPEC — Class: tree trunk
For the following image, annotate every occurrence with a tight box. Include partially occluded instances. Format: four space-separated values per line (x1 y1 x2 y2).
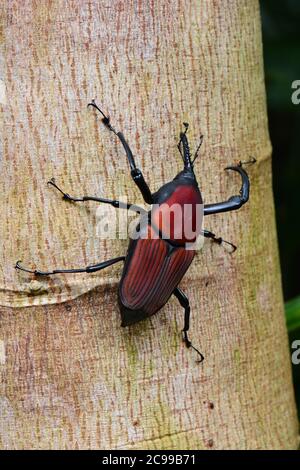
0 0 298 450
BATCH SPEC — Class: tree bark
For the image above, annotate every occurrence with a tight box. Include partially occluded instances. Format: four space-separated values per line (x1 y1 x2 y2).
0 0 298 450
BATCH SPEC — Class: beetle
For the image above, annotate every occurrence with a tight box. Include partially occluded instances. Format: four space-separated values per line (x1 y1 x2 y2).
16 100 255 362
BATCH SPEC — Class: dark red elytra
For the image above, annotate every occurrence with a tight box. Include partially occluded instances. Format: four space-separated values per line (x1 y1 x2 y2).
119 225 196 325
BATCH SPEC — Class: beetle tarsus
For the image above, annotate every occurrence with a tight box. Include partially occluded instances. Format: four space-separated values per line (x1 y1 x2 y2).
218 238 237 253
15 260 31 273
88 99 117 134
48 179 81 202
203 230 237 253
213 237 237 253
15 260 41 275
48 178 66 196
225 240 237 253
15 260 23 271
182 330 204 363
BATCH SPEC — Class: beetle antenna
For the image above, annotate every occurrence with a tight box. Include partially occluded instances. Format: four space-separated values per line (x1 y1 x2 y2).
192 135 204 165
178 123 193 170
177 123 189 161
88 99 117 134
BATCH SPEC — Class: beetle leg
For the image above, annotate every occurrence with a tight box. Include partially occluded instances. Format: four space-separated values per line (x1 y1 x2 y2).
204 157 256 215
47 178 145 214
88 100 153 204
202 229 237 253
15 256 125 276
173 287 204 363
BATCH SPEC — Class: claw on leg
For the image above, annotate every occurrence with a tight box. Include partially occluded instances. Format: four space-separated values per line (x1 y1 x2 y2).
182 330 204 363
87 99 117 133
15 260 48 276
203 230 237 253
47 178 80 202
215 237 237 253
47 178 70 200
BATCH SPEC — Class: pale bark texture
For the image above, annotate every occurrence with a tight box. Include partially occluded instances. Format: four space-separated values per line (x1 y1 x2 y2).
0 0 298 450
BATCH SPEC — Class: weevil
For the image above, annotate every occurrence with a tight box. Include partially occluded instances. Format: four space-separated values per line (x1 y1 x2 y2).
16 101 256 362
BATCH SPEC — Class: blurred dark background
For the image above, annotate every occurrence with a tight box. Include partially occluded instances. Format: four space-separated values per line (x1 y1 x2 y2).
261 0 300 300
261 0 300 418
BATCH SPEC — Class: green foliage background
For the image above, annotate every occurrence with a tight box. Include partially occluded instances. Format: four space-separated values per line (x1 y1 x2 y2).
261 0 300 418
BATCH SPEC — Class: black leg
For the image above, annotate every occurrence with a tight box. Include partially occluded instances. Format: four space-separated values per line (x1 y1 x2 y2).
204 158 256 216
173 287 204 363
47 178 145 214
88 100 153 204
202 229 237 253
15 256 125 276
